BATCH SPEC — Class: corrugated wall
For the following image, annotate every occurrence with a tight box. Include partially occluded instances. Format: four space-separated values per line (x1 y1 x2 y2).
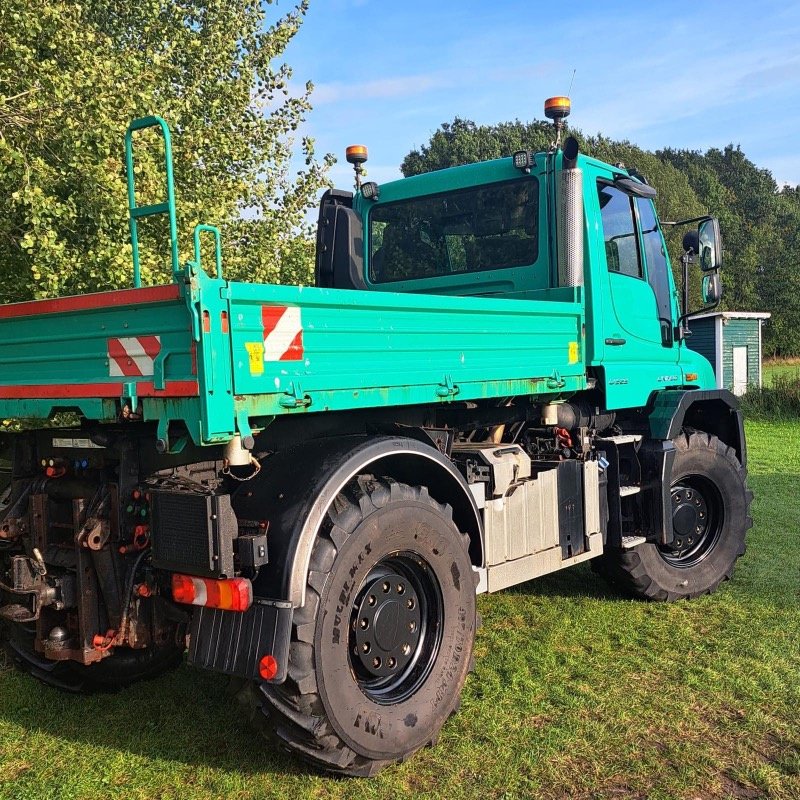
722 318 761 389
687 317 717 378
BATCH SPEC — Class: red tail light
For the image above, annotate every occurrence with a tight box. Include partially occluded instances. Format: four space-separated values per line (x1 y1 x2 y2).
171 574 253 612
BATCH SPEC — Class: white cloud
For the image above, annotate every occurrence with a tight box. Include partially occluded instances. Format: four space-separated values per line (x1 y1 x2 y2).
313 74 452 105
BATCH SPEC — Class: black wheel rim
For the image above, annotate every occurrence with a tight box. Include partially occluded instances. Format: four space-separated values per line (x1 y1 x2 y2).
349 551 443 705
659 475 724 568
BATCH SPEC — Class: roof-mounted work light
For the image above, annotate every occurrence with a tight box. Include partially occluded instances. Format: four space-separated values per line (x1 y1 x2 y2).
513 150 534 173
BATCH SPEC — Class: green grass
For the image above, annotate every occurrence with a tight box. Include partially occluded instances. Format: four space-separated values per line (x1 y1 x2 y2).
763 359 800 386
2 421 799 799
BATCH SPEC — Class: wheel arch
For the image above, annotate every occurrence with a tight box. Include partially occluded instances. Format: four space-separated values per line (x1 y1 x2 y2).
648 389 747 468
232 434 483 609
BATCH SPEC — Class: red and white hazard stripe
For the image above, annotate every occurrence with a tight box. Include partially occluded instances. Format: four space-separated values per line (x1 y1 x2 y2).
262 306 304 361
108 336 161 377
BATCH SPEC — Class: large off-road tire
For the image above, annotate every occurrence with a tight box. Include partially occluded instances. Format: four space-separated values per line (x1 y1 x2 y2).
2 622 184 693
242 476 477 776
599 431 752 601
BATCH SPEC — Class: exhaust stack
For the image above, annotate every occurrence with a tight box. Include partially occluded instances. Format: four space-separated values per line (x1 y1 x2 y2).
558 135 584 288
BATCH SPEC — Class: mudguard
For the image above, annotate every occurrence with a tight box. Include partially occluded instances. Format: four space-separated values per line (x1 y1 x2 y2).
648 389 747 469
232 434 483 609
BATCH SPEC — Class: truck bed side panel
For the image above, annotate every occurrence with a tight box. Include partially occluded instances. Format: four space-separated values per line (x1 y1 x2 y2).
227 283 586 415
0 285 198 421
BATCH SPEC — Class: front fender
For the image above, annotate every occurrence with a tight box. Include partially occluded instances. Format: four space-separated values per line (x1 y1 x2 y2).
648 389 746 468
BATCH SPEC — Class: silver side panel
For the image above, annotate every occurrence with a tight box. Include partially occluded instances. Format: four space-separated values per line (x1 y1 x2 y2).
464 453 604 594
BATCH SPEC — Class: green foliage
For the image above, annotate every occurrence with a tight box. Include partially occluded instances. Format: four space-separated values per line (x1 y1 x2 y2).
0 0 332 301
404 119 800 355
740 372 800 420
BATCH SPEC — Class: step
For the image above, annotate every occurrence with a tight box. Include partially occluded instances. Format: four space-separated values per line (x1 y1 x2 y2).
619 485 641 497
621 535 647 549
597 434 642 446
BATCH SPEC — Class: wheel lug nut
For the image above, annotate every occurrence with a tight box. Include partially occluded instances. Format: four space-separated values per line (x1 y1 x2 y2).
396 583 405 595
388 657 396 669
368 595 376 606
360 618 369 630
409 621 417 633
382 581 390 593
372 657 381 669
401 643 411 656
406 598 415 610
362 642 371 654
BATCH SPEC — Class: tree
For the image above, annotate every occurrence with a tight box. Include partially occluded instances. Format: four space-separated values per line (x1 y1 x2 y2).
0 0 331 303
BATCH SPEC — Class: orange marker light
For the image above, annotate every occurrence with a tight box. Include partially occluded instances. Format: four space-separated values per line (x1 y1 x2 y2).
345 144 368 165
544 96 571 120
685 372 699 382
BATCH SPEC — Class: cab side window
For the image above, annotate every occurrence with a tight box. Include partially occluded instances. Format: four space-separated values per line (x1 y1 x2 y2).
597 183 642 279
636 197 674 345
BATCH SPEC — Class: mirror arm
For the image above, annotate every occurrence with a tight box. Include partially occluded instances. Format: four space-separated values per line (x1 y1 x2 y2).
661 215 714 228
674 252 692 341
676 273 722 331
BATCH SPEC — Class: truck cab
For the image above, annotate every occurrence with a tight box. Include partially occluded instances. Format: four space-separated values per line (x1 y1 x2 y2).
316 126 717 411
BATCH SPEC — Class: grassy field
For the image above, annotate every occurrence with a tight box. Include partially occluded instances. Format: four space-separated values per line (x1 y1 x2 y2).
1 421 799 800
763 359 800 386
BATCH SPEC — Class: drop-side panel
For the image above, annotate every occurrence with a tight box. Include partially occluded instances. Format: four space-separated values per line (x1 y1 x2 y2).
0 285 199 421
227 282 586 416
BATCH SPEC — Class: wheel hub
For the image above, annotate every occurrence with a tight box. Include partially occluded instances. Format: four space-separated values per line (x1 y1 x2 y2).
659 477 722 568
353 571 421 680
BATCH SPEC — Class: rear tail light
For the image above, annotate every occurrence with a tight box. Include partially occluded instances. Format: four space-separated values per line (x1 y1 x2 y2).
171 574 253 612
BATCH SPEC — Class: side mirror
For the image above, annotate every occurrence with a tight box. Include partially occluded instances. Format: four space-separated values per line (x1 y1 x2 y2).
698 217 723 271
701 271 722 305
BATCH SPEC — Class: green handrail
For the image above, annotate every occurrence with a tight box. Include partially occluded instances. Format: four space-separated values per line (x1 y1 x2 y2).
125 116 180 287
193 224 223 279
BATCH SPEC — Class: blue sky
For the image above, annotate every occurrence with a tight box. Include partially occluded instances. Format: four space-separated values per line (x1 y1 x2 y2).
282 0 800 192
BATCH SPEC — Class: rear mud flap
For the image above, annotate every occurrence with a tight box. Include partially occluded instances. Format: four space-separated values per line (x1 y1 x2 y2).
187 598 292 683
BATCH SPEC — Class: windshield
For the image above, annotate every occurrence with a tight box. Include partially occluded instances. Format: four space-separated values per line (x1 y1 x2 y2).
369 179 539 284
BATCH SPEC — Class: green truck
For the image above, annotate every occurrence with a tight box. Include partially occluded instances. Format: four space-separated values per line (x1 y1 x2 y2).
0 99 751 776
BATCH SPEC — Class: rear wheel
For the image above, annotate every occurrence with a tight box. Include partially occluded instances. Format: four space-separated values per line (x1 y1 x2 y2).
599 431 752 601
2 622 184 693
242 476 477 776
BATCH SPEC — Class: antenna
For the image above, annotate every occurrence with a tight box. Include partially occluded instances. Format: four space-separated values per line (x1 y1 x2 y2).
567 69 576 98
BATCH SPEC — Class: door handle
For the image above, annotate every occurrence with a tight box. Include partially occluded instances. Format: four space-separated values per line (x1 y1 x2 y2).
605 337 626 346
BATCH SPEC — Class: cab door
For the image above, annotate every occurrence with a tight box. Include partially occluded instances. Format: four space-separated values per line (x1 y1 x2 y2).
592 175 682 409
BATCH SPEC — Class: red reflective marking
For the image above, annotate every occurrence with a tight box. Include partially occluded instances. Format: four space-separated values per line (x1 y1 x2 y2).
279 329 304 361
202 311 211 333
0 285 180 319
137 336 162 360
261 305 286 335
259 655 278 681
0 380 199 399
220 311 229 334
107 338 144 377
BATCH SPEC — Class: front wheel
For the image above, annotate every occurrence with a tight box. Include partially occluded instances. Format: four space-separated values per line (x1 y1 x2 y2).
599 431 752 601
243 476 477 776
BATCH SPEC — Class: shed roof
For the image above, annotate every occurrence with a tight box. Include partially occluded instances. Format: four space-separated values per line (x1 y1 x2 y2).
688 311 771 322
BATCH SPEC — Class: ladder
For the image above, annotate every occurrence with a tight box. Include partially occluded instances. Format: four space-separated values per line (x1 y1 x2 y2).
124 116 222 287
